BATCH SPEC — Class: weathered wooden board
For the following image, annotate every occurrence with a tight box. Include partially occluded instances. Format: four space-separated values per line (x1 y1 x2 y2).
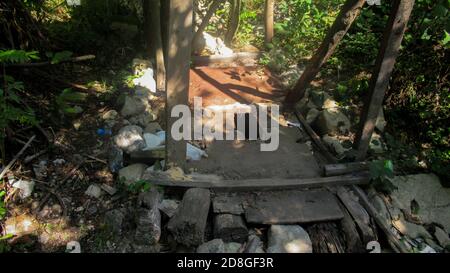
150 173 369 191
245 190 344 224
323 162 369 176
212 193 247 214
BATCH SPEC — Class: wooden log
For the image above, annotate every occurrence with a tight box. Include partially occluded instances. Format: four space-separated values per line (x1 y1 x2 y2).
351 185 409 253
323 162 369 176
135 189 162 244
213 214 248 243
167 188 211 246
264 0 274 47
284 0 366 105
149 0 166 92
7 55 95 67
353 0 415 160
294 109 338 164
337 201 365 253
165 0 193 170
150 173 369 191
337 187 377 244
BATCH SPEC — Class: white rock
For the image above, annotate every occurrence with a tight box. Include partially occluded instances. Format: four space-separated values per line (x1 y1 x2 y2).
133 68 156 92
143 131 165 150
313 109 351 135
267 225 312 253
158 199 179 218
11 179 35 199
114 125 146 153
322 134 348 156
197 239 225 253
186 143 207 161
85 184 102 199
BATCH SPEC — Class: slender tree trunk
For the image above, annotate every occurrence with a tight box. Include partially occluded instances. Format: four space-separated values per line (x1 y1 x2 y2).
161 0 170 67
225 0 241 46
264 0 274 47
284 0 366 106
192 0 225 53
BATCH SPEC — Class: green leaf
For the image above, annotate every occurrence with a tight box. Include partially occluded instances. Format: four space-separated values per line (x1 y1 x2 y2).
51 51 73 64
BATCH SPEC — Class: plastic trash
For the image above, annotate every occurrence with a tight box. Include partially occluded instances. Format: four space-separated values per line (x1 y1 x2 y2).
186 143 207 161
10 179 35 199
143 131 166 150
97 128 112 136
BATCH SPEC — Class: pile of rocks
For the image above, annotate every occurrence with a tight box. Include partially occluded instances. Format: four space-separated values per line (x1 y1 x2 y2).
368 173 450 252
295 89 387 158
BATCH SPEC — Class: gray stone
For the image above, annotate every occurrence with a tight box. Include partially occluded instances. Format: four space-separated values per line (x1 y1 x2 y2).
267 225 312 253
197 239 225 253
118 163 148 186
158 199 179 218
114 125 146 153
144 122 163 134
224 242 243 253
108 144 123 173
120 96 146 117
322 134 348 156
310 91 331 108
306 108 320 124
134 208 161 245
392 217 432 240
129 113 157 128
85 184 102 199
245 234 265 253
100 184 117 196
213 214 248 243
104 209 126 235
390 174 450 233
313 109 351 135
434 227 450 248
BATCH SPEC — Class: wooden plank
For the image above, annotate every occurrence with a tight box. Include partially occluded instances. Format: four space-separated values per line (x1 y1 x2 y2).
212 193 247 214
337 187 377 244
323 162 369 176
165 0 193 170
284 0 366 105
351 185 409 253
245 190 344 224
167 188 210 246
149 173 369 191
353 0 415 160
213 214 248 243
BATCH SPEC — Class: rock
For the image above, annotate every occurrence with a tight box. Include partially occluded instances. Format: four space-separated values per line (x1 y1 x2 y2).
113 125 146 153
144 122 162 134
310 91 331 109
133 243 160 253
224 242 243 253
393 216 432 240
118 163 148 186
305 108 320 124
32 160 47 180
102 110 118 120
10 179 35 199
213 214 248 243
434 227 450 248
129 113 157 128
132 58 152 75
120 96 147 117
158 199 179 218
375 108 387 132
167 188 211 246
197 239 225 253
195 32 233 56
369 132 384 154
244 234 265 253
390 174 450 233
108 144 123 173
5 214 40 236
104 209 126 235
267 225 313 253
322 98 339 110
100 184 117 196
313 109 351 135
133 68 156 92
85 184 102 199
322 135 348 157
134 208 161 245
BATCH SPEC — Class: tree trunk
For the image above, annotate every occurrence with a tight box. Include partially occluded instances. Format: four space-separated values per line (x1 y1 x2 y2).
192 0 225 53
264 0 274 47
225 0 241 46
284 0 366 106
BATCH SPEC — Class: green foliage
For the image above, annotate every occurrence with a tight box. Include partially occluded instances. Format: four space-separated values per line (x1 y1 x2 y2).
369 160 397 194
0 189 6 220
55 88 87 115
0 50 39 64
127 180 154 194
46 50 73 64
